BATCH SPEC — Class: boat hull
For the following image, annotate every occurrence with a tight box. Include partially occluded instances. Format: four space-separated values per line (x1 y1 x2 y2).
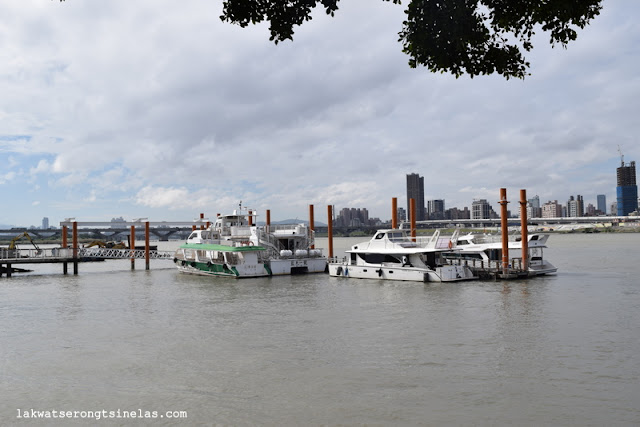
174 258 270 278
328 263 475 282
527 261 558 275
329 263 430 282
268 258 327 275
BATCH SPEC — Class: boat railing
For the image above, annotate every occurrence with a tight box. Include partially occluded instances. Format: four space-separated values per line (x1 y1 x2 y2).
255 229 321 259
459 234 524 245
446 257 525 273
264 223 307 234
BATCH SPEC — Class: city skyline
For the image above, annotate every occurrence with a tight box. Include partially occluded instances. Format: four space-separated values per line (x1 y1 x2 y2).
6 180 635 230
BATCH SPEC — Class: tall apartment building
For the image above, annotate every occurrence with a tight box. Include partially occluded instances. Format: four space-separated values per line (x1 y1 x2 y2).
427 199 445 220
42 217 49 230
406 173 425 221
542 200 563 218
337 207 369 227
471 199 495 219
397 207 407 222
597 194 607 215
617 159 638 216
567 195 584 217
446 207 471 220
526 195 542 218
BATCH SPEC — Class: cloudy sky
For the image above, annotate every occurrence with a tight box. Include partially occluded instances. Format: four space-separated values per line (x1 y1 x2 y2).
1 0 638 228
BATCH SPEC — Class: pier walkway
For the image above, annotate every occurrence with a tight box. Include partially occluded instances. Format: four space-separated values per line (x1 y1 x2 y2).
0 247 174 278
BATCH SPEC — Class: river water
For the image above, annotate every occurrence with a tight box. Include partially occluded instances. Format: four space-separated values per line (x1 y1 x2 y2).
2 233 639 426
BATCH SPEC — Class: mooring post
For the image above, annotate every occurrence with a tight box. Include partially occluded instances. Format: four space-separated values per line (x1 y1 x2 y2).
520 189 529 273
130 225 135 270
391 197 398 229
145 221 150 271
309 204 315 249
62 225 68 275
499 188 510 275
266 209 271 232
327 205 334 259
72 222 78 275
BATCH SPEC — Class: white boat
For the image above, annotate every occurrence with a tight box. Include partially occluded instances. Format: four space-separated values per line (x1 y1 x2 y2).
174 242 270 278
174 204 327 277
443 232 558 276
328 229 476 282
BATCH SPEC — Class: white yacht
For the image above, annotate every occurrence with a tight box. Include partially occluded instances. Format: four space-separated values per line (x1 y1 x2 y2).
443 232 558 276
328 229 476 282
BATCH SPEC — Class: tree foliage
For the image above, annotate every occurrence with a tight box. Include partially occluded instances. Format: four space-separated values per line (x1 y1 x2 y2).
56 0 603 79
219 0 603 79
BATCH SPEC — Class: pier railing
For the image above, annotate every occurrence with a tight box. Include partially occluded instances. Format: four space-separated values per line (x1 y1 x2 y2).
0 247 73 261
0 247 174 261
78 248 174 260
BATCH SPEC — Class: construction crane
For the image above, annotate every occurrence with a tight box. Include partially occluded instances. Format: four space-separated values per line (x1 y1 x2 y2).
8 232 41 253
618 145 624 166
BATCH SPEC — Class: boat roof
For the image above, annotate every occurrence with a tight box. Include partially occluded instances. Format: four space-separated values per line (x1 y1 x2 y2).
347 229 439 254
179 243 266 252
456 233 550 248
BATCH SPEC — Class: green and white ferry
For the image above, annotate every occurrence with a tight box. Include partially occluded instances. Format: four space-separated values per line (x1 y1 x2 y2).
174 203 327 278
174 242 270 278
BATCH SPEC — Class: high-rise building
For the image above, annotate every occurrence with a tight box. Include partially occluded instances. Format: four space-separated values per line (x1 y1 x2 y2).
542 200 563 218
597 194 607 215
445 207 471 220
471 199 494 219
427 199 445 220
616 159 638 216
567 195 584 217
406 173 425 221
397 207 407 222
526 195 542 218
42 217 49 229
337 207 369 227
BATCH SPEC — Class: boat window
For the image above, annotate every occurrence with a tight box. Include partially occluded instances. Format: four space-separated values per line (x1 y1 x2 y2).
531 235 539 240
387 232 405 241
487 249 501 261
361 253 402 264
447 253 483 260
374 233 385 240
